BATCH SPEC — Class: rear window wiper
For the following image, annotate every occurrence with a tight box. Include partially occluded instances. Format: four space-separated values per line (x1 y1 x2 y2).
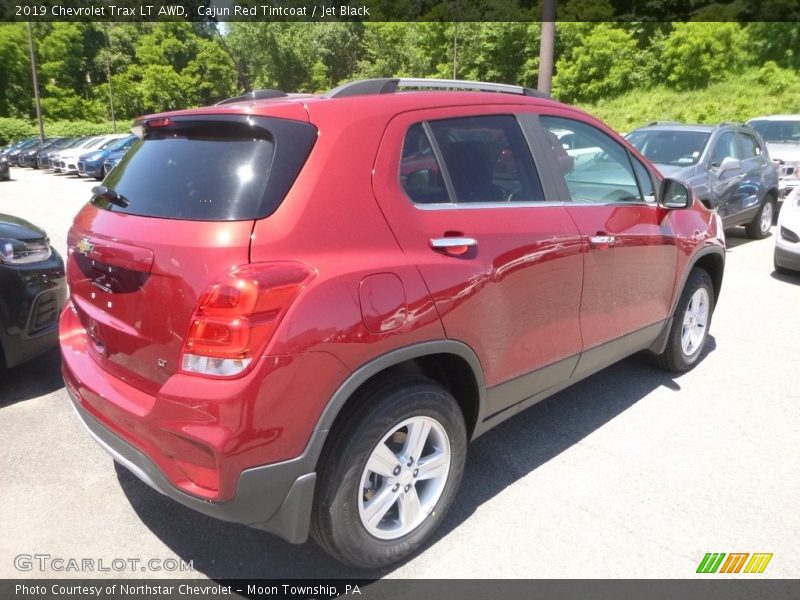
92 185 130 209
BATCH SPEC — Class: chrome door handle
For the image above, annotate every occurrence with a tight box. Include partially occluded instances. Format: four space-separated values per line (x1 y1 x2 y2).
589 235 616 248
430 237 478 249
429 237 477 256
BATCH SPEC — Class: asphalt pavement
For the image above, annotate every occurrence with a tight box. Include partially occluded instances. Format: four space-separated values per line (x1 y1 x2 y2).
1 167 798 579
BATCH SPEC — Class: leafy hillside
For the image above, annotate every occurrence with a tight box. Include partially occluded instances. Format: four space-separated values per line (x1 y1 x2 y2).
581 64 800 133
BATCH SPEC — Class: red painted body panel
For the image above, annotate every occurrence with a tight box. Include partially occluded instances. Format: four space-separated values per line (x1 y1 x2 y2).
564 204 678 349
60 90 724 508
371 105 584 387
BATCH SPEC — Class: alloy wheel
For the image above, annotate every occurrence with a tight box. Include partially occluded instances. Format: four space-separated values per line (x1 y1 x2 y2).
358 416 450 540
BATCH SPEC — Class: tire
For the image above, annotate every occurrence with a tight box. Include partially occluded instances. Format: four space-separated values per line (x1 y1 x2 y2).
311 375 467 569
745 198 775 239
652 268 714 373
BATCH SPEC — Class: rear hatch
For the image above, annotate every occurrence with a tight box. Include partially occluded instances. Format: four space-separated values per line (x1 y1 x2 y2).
66 112 317 396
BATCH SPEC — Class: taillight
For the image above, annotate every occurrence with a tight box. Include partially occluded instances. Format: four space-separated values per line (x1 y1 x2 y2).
180 262 315 378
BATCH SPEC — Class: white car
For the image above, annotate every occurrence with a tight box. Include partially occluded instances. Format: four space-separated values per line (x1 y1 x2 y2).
747 115 800 200
51 135 125 174
775 186 800 274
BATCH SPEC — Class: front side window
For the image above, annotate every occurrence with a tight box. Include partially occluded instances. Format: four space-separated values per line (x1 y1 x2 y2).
399 115 545 205
540 116 643 204
710 132 739 167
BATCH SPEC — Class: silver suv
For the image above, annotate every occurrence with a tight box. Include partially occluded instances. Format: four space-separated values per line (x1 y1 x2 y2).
627 123 780 239
746 115 800 200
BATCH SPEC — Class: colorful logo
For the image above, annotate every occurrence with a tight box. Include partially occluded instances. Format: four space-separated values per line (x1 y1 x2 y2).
697 552 773 574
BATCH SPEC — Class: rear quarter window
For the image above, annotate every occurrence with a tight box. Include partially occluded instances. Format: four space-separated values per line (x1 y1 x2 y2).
96 116 317 221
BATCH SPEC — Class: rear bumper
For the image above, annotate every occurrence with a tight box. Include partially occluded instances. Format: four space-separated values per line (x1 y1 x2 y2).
59 301 348 542
68 390 317 543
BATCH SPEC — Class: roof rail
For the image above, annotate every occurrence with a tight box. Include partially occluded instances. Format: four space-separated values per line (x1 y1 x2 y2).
325 78 550 99
646 120 682 126
215 89 287 105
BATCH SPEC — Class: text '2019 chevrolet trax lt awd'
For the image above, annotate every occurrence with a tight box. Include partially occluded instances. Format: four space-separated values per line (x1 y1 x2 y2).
61 78 725 568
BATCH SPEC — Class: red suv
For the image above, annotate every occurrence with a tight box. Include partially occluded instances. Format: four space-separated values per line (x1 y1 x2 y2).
61 78 725 568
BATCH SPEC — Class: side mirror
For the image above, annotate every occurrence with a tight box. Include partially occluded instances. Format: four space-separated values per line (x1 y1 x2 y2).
659 177 691 209
717 156 741 173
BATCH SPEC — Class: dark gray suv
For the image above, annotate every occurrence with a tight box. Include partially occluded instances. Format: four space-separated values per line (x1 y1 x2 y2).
627 123 780 239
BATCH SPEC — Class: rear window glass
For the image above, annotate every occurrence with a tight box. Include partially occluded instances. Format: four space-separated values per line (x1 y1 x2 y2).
96 116 317 221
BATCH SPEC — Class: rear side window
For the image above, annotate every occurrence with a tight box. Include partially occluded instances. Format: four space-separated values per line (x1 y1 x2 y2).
400 115 545 204
400 123 449 204
96 116 317 221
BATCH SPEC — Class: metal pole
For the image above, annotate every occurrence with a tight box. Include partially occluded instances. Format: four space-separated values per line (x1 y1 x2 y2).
453 24 458 80
537 0 556 95
104 24 117 133
26 22 45 142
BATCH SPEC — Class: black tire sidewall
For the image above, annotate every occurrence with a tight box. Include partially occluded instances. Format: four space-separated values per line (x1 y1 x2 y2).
667 269 714 370
313 379 467 569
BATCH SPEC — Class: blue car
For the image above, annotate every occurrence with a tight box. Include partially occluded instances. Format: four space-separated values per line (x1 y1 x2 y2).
77 135 137 180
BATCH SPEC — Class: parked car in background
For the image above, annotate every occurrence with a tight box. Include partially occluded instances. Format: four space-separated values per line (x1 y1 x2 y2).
52 135 124 174
746 115 800 199
78 135 137 180
626 123 779 239
101 144 134 176
62 77 725 569
0 213 67 369
0 155 9 181
775 187 800 274
4 138 40 166
17 138 64 168
49 137 98 171
38 137 85 170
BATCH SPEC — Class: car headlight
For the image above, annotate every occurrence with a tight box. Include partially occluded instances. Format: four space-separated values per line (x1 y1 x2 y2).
0 238 52 264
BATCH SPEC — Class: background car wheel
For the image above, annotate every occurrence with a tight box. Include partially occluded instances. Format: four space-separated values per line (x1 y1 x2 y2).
652 268 714 373
311 375 467 569
745 198 775 239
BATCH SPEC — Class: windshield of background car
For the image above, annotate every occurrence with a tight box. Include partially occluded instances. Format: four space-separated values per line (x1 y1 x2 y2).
95 117 317 221
747 120 800 144
625 130 710 166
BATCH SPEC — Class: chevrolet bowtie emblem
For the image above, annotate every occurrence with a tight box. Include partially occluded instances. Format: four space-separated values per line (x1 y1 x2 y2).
76 237 93 256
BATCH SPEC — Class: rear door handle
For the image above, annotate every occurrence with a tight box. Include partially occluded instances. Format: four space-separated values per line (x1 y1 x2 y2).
589 235 616 249
430 237 477 256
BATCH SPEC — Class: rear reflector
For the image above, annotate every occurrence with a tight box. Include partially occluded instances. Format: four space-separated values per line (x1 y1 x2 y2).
180 262 315 378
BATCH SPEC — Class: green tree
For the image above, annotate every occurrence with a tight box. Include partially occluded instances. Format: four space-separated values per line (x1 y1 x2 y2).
553 24 641 103
660 23 748 90
0 24 33 118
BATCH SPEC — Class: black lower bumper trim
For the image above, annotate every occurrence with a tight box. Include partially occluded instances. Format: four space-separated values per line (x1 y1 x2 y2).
68 391 317 544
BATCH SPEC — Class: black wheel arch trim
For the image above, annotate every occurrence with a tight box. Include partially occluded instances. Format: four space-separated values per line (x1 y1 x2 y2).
310 340 487 446
650 244 725 355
